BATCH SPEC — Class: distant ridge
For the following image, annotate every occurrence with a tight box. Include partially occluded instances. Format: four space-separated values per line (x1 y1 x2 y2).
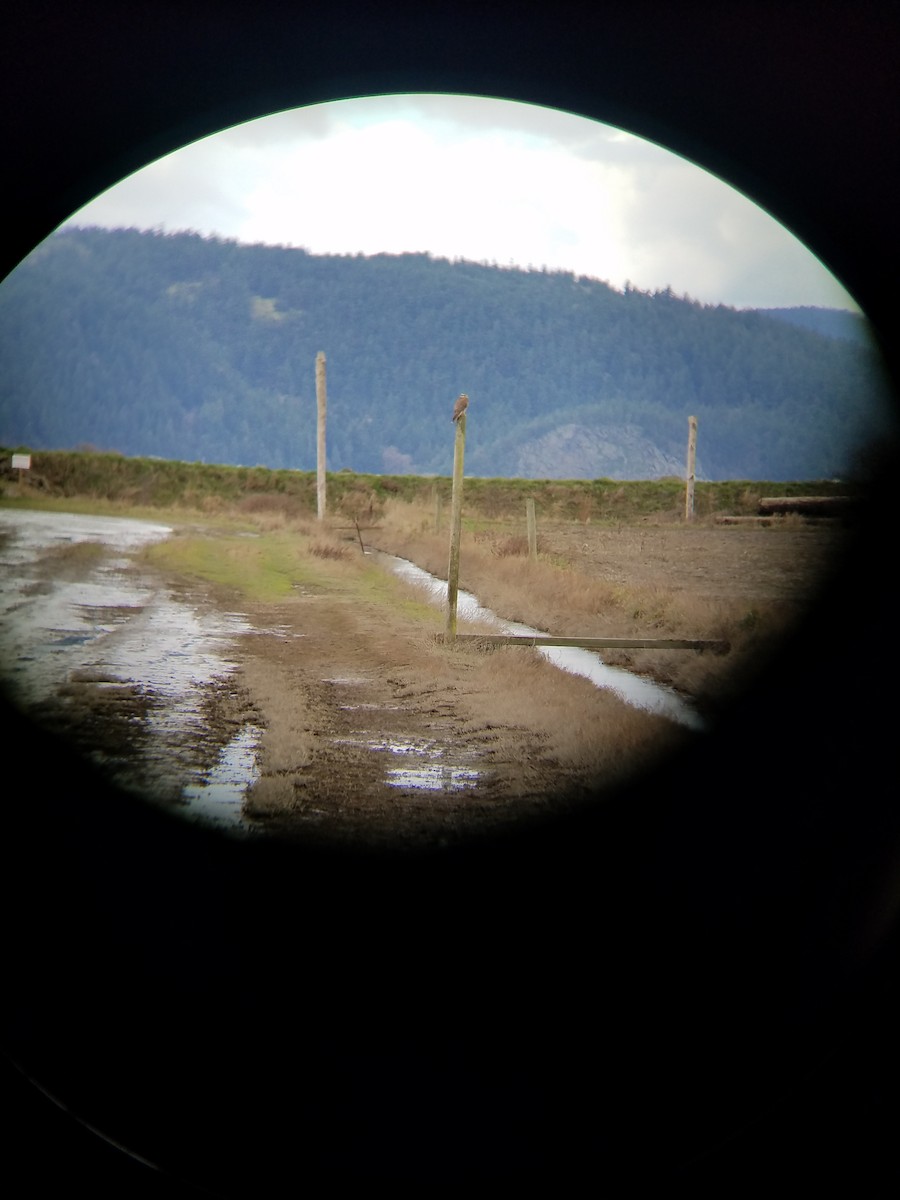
754 306 871 345
0 227 892 480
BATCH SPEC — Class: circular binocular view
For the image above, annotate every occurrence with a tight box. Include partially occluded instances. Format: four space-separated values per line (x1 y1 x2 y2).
1 94 894 851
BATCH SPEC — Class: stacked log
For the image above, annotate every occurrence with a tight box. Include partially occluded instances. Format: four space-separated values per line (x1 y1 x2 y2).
757 495 855 517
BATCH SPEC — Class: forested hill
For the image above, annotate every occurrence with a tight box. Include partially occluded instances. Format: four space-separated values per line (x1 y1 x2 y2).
0 226 891 480
756 306 870 345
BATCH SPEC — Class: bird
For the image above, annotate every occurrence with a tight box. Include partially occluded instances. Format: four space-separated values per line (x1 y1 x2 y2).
451 393 469 423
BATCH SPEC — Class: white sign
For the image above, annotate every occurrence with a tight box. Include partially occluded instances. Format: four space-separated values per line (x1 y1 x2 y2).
11 454 31 470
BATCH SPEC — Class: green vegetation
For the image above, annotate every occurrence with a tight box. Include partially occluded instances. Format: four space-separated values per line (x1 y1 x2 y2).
134 522 443 625
140 533 316 601
0 447 856 524
1 226 893 480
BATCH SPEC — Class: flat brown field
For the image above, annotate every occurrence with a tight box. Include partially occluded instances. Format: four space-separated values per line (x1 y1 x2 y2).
535 518 846 602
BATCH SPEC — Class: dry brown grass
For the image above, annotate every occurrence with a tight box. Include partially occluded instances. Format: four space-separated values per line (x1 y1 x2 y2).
373 501 704 637
369 496 817 707
473 529 538 557
309 539 352 561
443 642 687 784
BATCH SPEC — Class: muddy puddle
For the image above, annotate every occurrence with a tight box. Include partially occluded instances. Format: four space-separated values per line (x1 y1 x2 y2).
0 509 262 835
181 722 264 832
334 728 484 794
321 672 488 798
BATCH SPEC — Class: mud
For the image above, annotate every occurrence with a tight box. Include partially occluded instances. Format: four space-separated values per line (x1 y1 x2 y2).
229 591 670 851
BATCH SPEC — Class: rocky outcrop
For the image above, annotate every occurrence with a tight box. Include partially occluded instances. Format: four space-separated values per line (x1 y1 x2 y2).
512 423 698 480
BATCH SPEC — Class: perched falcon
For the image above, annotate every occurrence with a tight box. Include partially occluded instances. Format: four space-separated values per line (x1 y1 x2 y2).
452 393 469 422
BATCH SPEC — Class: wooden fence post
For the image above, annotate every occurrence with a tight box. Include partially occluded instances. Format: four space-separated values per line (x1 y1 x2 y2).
445 413 467 643
316 351 327 521
685 415 697 522
526 497 537 560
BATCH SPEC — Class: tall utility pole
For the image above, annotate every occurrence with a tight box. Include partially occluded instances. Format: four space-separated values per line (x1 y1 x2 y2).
315 351 327 521
685 414 698 522
445 412 467 643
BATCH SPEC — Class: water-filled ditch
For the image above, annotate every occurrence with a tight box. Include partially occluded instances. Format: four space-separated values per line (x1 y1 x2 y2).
374 550 704 730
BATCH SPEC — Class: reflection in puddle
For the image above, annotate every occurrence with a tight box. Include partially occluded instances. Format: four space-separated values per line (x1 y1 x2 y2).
386 765 480 791
0 509 260 832
335 735 436 755
181 723 263 834
339 702 402 712
49 632 94 647
332 733 484 792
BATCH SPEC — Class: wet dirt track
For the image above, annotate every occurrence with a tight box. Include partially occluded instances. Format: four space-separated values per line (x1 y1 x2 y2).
0 509 688 850
0 510 265 831
229 590 655 851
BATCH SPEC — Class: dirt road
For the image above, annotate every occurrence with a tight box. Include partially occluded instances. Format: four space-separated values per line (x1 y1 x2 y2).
229 585 686 851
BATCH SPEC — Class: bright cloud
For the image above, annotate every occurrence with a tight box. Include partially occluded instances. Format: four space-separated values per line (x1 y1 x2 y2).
64 94 860 311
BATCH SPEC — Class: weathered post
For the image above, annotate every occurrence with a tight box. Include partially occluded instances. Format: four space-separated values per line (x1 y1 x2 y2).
315 351 327 521
685 414 697 522
445 413 467 643
526 497 537 561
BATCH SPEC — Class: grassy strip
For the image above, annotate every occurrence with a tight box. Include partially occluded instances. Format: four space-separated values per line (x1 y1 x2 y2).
141 534 307 600
137 519 444 630
1 446 855 524
0 490 255 530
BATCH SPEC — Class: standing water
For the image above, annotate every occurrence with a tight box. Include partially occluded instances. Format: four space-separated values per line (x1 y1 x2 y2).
377 551 704 730
0 509 261 833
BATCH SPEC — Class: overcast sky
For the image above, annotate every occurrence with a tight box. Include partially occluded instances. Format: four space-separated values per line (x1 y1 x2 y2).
64 93 859 312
